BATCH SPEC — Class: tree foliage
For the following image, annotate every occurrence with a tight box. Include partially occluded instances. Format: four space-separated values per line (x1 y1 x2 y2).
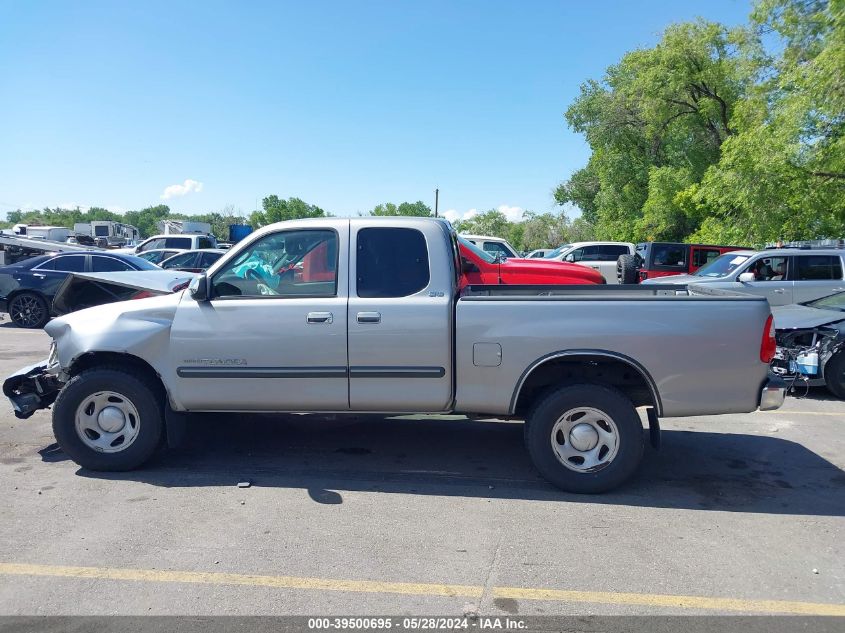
370 201 432 216
557 0 845 245
249 196 327 227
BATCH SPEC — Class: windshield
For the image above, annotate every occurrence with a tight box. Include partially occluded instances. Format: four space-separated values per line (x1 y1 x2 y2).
693 252 751 277
458 237 496 263
544 244 572 259
805 291 845 311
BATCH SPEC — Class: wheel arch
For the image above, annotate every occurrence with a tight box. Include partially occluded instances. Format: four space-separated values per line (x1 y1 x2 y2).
509 349 662 417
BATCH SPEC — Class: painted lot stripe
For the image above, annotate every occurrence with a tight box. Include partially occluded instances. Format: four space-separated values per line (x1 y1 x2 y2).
2 563 845 615
493 587 845 616
0 563 482 599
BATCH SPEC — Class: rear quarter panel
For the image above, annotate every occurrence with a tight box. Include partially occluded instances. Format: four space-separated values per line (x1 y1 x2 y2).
455 295 771 417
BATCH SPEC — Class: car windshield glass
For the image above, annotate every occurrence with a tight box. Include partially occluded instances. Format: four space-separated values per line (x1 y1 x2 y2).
694 253 751 277
805 291 845 311
544 244 571 259
458 237 495 263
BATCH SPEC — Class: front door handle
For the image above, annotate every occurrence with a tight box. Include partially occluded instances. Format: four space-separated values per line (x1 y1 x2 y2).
306 311 333 324
357 311 381 324
773 289 785 294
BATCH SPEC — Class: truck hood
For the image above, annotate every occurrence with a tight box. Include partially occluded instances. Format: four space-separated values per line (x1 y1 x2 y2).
500 258 604 283
51 270 195 316
772 303 845 330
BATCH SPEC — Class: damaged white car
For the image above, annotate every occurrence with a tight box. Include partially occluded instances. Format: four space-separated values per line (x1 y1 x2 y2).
770 291 845 398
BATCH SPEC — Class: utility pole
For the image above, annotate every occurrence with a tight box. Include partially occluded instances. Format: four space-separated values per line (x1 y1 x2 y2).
434 188 439 218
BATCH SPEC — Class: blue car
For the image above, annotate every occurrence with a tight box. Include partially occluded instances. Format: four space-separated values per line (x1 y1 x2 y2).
0 251 160 328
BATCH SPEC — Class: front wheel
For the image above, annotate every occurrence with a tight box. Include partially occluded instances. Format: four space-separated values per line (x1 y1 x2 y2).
52 367 164 471
524 384 644 493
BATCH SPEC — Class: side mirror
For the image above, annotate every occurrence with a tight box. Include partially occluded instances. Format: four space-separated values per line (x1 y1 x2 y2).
189 273 209 301
564 254 575 263
461 257 480 274
738 272 755 283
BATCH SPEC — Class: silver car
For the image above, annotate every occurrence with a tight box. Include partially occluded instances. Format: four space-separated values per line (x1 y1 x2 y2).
642 248 845 306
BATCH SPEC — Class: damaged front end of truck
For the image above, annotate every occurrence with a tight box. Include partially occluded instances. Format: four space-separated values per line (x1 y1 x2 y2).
3 342 64 419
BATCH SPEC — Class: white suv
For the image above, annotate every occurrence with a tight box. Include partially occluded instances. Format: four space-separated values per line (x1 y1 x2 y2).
460 235 520 259
545 242 635 284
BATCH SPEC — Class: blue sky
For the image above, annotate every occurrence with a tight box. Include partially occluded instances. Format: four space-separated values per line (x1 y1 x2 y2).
0 0 751 223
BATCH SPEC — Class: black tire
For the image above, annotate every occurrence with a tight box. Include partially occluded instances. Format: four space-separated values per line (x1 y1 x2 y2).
824 351 845 399
617 254 639 284
52 366 164 471
524 384 644 494
8 292 50 329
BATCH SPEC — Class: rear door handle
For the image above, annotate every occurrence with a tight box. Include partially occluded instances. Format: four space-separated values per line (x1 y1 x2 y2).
306 311 333 324
357 311 381 324
773 289 785 294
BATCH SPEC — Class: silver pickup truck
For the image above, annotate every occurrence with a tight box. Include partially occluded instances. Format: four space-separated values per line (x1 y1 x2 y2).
4 217 786 493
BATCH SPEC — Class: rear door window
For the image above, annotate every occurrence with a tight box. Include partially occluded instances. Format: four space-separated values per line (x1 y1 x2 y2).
357 228 429 298
692 248 721 268
794 255 844 281
161 252 197 269
164 237 192 249
650 245 687 270
601 245 630 260
91 256 134 272
199 252 223 267
198 237 214 249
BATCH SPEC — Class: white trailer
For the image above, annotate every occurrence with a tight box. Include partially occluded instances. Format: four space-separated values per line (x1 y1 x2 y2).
158 220 212 235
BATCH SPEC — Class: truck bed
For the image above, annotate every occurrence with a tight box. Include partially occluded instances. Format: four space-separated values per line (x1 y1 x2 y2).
455 283 770 418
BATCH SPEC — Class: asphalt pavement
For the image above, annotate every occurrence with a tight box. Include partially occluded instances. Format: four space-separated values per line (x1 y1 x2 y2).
0 322 843 617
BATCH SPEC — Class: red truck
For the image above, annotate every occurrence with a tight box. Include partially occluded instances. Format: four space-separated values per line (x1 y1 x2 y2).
617 242 746 284
458 237 603 286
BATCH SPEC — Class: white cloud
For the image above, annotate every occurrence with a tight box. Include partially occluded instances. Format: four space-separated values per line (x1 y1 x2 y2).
443 206 524 223
161 179 203 200
496 204 524 222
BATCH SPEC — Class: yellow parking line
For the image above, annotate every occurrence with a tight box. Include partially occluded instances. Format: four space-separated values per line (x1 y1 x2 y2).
0 562 481 598
2 562 845 615
494 586 845 616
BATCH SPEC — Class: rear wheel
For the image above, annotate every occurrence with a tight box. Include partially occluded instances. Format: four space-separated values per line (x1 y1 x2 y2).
9 292 49 328
524 384 644 493
52 367 163 471
824 351 845 399
617 254 638 284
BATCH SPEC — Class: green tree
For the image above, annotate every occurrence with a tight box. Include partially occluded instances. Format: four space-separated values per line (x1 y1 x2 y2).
370 201 432 216
686 0 845 244
557 20 752 241
453 209 511 238
249 196 327 227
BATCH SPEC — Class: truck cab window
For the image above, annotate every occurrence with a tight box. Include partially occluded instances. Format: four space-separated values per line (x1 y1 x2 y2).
357 227 429 298
211 229 338 298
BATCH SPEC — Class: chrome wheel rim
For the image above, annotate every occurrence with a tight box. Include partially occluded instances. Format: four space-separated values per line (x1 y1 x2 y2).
74 391 141 453
10 295 45 327
550 407 620 473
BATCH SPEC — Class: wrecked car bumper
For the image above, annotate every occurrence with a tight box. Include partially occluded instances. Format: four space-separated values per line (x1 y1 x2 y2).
3 359 63 419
